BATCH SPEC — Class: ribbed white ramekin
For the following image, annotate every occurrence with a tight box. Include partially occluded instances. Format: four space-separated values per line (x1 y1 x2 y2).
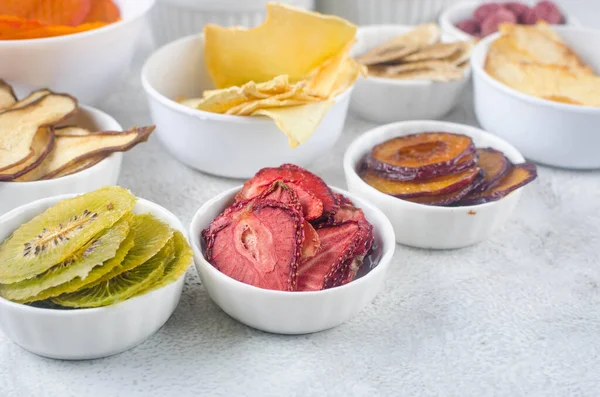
150 0 315 47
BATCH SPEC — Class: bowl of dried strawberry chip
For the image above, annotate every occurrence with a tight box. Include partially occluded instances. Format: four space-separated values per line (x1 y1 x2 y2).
189 164 395 334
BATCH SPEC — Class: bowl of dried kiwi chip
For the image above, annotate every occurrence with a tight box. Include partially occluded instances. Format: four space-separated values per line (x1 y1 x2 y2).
0 186 193 360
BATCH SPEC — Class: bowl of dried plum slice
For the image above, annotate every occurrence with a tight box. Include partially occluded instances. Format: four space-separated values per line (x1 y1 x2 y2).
189 164 396 334
344 120 537 249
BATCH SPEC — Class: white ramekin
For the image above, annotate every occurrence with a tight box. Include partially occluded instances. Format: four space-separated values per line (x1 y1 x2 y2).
0 105 124 217
189 186 396 334
439 0 580 41
350 25 471 123
141 33 353 179
0 195 190 360
317 0 467 25
471 26 600 169
344 120 532 249
150 0 315 47
0 0 155 105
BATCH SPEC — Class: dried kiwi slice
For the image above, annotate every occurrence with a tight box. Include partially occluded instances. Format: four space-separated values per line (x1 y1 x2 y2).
0 186 136 284
52 244 169 308
20 221 136 303
83 213 173 288
0 215 131 302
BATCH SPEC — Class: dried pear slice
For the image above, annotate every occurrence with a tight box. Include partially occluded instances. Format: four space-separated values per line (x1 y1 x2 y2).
22 222 136 303
16 126 155 182
0 215 130 303
0 186 136 284
0 80 16 110
11 89 51 110
53 126 92 136
52 245 168 308
0 127 54 181
83 213 174 288
43 154 108 180
0 94 77 172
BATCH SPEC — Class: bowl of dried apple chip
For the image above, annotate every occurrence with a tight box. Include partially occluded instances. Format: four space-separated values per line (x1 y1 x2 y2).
189 164 395 334
0 82 155 216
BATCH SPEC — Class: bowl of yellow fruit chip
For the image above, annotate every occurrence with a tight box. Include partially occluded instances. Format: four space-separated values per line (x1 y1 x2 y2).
141 3 364 179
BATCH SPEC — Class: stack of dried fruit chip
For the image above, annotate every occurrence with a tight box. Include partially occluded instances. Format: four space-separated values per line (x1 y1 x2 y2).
0 186 193 308
0 0 120 40
355 24 474 82
0 81 155 182
485 22 600 107
179 3 365 148
359 133 537 206
202 164 375 292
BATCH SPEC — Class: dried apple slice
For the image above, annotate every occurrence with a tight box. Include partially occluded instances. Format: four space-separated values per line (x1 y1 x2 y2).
0 94 77 172
16 126 154 181
458 163 537 205
0 80 16 111
360 166 481 198
0 127 54 181
405 169 485 206
367 133 475 181
11 89 51 110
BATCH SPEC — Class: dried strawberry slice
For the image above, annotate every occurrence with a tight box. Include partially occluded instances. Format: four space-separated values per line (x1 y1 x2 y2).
236 164 338 219
296 221 361 291
203 199 303 291
257 180 303 214
331 203 374 258
301 221 321 260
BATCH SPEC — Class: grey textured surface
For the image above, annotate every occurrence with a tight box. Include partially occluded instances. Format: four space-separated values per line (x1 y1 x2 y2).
2 6 600 397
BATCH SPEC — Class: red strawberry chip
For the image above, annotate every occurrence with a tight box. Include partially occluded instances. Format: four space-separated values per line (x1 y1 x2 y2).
474 3 503 23
504 2 531 21
533 1 564 24
331 202 374 258
481 8 517 37
456 19 481 36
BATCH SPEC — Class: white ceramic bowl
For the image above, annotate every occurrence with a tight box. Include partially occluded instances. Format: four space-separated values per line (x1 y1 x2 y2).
317 0 467 25
0 0 155 105
344 120 531 249
439 0 579 41
0 194 190 360
150 0 315 47
0 105 123 217
350 25 471 123
189 186 396 334
472 27 600 169
141 34 353 179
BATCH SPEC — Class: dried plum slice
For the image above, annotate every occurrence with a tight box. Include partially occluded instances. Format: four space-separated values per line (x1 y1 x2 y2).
236 164 337 219
203 199 303 291
406 169 485 206
360 166 481 198
472 148 510 193
367 133 475 181
296 221 361 292
458 163 537 205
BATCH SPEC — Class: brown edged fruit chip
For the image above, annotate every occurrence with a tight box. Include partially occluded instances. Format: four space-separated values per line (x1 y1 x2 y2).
42 154 108 180
472 148 510 193
405 169 485 206
11 89 51 110
53 126 92 136
0 94 78 172
0 127 54 181
458 163 537 206
367 133 475 181
360 166 481 198
0 80 16 111
16 126 154 182
400 42 462 63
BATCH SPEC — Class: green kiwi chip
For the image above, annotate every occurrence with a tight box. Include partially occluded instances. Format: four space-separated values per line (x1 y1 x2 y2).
52 241 170 308
0 215 131 302
0 186 136 284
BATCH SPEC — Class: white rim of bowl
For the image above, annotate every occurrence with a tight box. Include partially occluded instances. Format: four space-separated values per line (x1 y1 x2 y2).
471 27 600 113
343 120 528 213
140 33 355 124
3 105 122 185
190 185 396 297
0 0 155 45
0 195 190 315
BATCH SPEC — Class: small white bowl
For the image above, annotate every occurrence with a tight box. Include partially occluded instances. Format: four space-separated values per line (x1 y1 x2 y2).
439 0 579 41
0 105 124 217
344 120 531 249
189 186 396 334
0 0 155 105
349 25 471 123
0 194 190 360
471 26 600 169
141 34 353 179
150 0 315 47
317 0 467 26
